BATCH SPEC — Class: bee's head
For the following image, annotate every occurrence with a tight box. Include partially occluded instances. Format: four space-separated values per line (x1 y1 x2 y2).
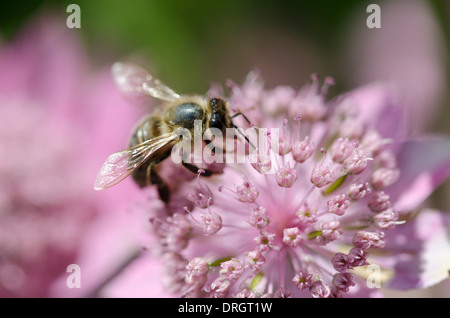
208 97 231 132
209 97 256 149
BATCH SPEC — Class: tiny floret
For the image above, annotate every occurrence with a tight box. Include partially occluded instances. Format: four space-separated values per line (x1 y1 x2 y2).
283 227 303 247
235 175 259 203
276 162 298 188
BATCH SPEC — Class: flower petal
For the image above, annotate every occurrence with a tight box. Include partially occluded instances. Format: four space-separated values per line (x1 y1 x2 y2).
391 138 450 212
344 83 406 142
385 209 450 290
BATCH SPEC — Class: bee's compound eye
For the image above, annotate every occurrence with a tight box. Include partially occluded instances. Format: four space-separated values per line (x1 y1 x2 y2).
170 103 204 129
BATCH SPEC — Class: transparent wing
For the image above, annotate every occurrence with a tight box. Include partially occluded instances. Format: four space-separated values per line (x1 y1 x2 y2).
94 133 180 190
112 62 181 102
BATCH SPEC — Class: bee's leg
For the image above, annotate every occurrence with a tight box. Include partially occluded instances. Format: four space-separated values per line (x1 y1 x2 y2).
148 163 170 203
181 154 220 177
181 162 215 176
204 139 216 154
148 150 173 202
180 144 222 177
132 151 172 202
131 162 152 188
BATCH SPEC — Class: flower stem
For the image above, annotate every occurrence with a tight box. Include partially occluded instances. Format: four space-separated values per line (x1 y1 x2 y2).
86 247 143 297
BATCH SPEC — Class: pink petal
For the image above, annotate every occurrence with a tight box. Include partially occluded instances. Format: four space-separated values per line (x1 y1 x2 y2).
385 209 450 290
344 83 406 143
391 138 450 211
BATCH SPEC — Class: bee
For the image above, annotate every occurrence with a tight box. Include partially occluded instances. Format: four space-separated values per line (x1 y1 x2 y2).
94 62 250 202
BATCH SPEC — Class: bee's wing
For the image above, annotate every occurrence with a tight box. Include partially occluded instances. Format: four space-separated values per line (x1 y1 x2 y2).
112 62 181 102
94 132 180 190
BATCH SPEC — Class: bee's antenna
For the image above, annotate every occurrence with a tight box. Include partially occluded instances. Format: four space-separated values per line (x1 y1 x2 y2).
232 112 253 126
231 123 256 150
231 111 257 149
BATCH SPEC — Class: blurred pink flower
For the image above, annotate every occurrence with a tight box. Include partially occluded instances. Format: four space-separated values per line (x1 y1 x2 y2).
0 15 154 297
343 0 446 134
142 71 450 297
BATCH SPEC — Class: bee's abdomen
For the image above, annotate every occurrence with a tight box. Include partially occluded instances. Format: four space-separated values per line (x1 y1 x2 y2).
166 102 204 129
129 116 163 188
130 116 161 147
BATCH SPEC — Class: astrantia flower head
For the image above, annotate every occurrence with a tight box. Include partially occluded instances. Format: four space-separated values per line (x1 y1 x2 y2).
145 72 450 298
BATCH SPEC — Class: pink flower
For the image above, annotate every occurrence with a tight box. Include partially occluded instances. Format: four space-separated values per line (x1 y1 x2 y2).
0 15 153 297
344 0 446 133
142 71 450 298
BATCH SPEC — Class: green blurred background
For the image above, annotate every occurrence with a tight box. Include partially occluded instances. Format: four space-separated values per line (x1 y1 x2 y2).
0 0 447 94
